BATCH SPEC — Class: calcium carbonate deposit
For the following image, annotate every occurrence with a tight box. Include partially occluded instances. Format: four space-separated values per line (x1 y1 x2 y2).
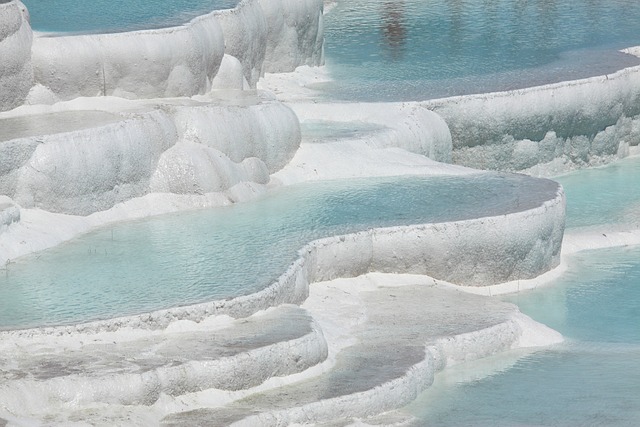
0 0 638 425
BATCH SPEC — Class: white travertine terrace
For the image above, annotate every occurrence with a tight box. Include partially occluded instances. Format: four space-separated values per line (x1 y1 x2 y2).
0 0 32 112
288 101 453 163
0 278 562 425
5 0 636 423
0 179 564 338
0 0 325 107
0 98 300 216
427 66 640 175
27 0 324 103
30 18 226 101
258 0 324 73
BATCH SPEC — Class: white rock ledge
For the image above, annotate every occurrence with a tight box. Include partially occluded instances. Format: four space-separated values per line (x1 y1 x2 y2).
0 0 32 112
259 53 640 176
0 305 329 419
0 96 300 216
159 279 562 426
27 0 324 103
427 63 640 175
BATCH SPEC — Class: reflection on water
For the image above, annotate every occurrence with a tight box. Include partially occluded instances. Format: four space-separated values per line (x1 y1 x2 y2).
380 1 406 61
323 0 640 100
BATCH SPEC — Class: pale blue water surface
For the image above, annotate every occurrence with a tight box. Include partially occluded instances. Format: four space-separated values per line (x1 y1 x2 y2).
0 173 556 329
321 0 640 100
10 0 640 422
554 156 640 228
406 158 640 425
408 246 640 426
22 0 239 34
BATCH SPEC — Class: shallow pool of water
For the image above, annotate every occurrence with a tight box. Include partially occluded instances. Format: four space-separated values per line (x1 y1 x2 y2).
554 156 640 229
321 0 640 101
407 246 640 426
300 120 388 142
405 158 640 425
22 0 239 34
0 111 120 142
0 173 557 329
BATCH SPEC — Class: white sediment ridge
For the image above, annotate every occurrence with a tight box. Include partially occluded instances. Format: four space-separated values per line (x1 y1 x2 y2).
0 0 639 424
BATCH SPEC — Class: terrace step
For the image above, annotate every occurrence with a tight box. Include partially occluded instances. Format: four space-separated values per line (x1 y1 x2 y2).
161 280 547 426
0 305 328 418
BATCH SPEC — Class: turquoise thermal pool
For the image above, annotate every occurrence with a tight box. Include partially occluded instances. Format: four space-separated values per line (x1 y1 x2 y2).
322 0 640 100
2 0 639 422
554 156 640 229
408 245 640 426
0 173 558 330
405 157 640 425
21 0 240 34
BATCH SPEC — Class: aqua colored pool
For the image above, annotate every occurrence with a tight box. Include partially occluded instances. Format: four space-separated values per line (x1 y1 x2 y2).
22 0 239 34
554 156 640 229
406 158 640 425
407 245 640 426
8 1 640 421
0 173 557 329
321 0 640 100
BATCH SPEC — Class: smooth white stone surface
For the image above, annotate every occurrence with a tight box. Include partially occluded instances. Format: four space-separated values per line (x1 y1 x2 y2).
427 65 640 174
0 0 33 112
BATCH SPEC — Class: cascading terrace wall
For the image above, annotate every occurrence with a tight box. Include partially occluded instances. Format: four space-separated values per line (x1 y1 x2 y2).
0 0 324 107
427 66 640 175
0 0 32 112
0 0 320 216
31 16 226 101
0 101 301 216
